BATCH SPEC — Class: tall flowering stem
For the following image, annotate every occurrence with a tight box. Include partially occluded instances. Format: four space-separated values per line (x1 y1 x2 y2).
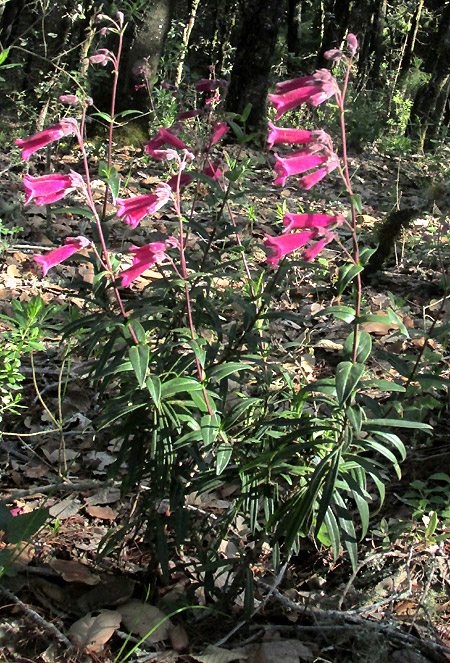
170 155 217 419
267 33 362 363
333 43 362 363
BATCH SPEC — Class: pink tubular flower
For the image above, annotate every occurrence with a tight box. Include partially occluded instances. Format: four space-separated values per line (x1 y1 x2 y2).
143 126 189 156
120 238 179 287
203 161 224 181
34 236 90 277
167 173 193 191
264 231 318 267
23 173 78 205
177 109 202 121
89 48 110 65
195 78 227 92
208 121 229 147
273 149 330 186
269 69 337 119
15 119 77 161
347 33 358 55
298 154 339 189
283 212 344 232
116 183 172 228
59 94 80 106
324 49 342 61
302 234 334 262
268 122 317 150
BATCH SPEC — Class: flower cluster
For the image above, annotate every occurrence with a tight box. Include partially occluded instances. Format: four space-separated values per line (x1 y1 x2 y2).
265 33 358 267
14 72 234 284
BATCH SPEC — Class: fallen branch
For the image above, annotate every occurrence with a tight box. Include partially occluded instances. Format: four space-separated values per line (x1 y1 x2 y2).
0 586 76 653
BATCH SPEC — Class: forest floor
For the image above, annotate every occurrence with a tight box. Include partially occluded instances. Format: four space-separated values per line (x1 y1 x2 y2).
1 136 450 663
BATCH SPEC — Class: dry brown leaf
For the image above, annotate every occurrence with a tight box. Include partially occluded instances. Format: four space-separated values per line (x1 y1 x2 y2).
49 498 81 520
85 488 121 507
256 640 314 662
169 623 189 652
117 600 171 641
49 559 100 585
86 505 118 520
191 645 248 663
69 609 121 653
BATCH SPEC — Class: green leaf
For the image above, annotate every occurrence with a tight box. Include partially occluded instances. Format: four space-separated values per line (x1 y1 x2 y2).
359 379 406 392
363 418 432 433
334 495 358 571
6 507 50 544
92 111 112 122
315 450 341 535
240 103 253 123
336 361 365 406
337 264 363 295
160 377 203 399
0 47 10 66
208 362 252 381
349 193 362 214
146 374 161 409
216 439 233 475
201 414 220 448
346 404 363 434
324 507 340 560
359 247 377 266
128 345 149 388
58 206 95 218
227 119 244 141
416 374 449 390
343 331 372 363
426 511 438 538
315 305 356 323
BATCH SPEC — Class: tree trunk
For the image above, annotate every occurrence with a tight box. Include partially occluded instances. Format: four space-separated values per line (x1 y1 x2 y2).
370 0 387 85
408 1 450 149
225 0 284 131
397 0 424 86
287 0 302 56
114 0 174 113
317 0 352 66
175 0 201 86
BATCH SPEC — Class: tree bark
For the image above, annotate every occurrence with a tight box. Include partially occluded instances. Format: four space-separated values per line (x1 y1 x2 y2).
225 0 284 131
287 0 302 56
113 0 174 112
408 1 450 150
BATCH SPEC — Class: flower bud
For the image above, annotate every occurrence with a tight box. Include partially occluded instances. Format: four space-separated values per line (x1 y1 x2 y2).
324 49 342 62
116 11 124 24
59 94 80 106
347 33 358 54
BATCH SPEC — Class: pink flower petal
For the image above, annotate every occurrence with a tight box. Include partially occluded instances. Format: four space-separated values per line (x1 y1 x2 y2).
264 231 318 267
116 184 172 228
273 150 329 186
23 173 77 205
301 234 334 261
120 238 178 287
209 121 229 146
15 120 77 161
34 236 90 276
283 212 344 232
267 122 315 150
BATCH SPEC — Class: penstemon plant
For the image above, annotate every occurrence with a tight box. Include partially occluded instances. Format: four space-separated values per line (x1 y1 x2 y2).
14 19 435 593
